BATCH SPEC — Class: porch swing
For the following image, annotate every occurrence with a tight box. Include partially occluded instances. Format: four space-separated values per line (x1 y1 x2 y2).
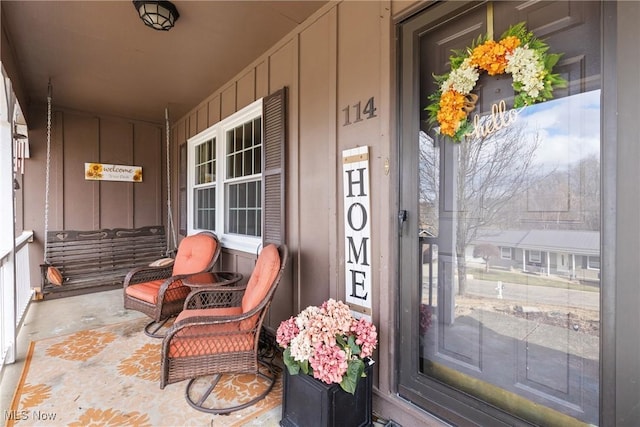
40 81 178 297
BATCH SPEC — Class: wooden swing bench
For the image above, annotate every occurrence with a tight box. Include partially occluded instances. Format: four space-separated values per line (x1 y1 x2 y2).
40 225 169 297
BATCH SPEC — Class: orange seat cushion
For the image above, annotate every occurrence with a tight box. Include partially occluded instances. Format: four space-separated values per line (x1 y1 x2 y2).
169 331 253 358
169 308 252 358
125 279 189 304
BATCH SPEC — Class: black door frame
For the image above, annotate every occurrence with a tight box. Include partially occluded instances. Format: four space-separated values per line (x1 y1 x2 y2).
396 1 618 425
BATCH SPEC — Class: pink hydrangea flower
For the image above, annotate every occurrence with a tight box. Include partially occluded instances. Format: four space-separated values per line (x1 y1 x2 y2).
351 317 377 359
276 316 299 348
309 342 348 384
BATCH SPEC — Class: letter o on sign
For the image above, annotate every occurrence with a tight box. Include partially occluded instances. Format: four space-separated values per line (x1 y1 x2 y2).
347 202 368 231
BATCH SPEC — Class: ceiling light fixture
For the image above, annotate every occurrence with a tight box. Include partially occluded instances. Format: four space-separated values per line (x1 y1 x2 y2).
133 1 180 31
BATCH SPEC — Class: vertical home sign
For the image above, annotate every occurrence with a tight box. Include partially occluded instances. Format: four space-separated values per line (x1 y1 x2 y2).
342 146 372 314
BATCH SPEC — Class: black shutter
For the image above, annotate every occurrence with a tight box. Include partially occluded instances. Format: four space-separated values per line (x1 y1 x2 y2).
262 87 287 246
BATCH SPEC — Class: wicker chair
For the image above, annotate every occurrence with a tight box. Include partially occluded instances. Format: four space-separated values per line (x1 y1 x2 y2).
123 231 221 337
160 243 288 414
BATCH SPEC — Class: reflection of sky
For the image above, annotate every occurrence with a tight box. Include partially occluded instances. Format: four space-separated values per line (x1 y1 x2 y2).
518 90 600 170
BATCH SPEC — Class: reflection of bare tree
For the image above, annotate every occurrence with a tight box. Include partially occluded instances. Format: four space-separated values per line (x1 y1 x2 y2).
419 132 439 236
455 124 540 296
504 154 600 230
419 124 600 296
574 155 600 230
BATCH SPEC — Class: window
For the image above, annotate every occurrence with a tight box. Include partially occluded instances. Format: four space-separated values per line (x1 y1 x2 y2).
186 88 287 253
529 250 541 264
588 256 600 270
194 137 217 231
225 118 262 237
187 99 263 252
500 247 512 260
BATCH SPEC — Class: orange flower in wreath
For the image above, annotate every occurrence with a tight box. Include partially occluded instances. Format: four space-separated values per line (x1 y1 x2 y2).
470 36 520 75
437 91 468 136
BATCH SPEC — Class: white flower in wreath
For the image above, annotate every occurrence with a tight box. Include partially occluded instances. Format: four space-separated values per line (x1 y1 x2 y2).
441 58 479 95
506 46 546 99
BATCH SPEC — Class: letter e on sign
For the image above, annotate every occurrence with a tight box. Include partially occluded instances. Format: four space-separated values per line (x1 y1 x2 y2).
342 146 372 313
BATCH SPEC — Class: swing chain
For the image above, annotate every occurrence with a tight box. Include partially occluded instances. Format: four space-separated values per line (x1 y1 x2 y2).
43 80 52 262
165 108 177 257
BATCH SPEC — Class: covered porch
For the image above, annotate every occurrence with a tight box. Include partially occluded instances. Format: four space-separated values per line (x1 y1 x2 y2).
3 1 640 426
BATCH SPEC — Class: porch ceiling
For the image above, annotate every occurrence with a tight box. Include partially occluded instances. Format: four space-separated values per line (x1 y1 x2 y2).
1 1 327 124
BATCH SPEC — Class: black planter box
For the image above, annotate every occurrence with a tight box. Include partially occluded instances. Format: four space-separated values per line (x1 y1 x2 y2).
280 361 374 427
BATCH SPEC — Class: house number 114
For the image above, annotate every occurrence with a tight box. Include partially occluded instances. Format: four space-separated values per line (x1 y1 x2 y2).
342 97 377 126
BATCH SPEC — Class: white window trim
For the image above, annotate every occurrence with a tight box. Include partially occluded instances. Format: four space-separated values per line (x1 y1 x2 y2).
187 99 263 254
500 247 511 260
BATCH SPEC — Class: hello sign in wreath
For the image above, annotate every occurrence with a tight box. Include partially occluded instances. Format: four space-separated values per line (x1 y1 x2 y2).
426 22 567 143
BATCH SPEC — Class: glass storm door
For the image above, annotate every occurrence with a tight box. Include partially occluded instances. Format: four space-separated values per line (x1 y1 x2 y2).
398 2 602 425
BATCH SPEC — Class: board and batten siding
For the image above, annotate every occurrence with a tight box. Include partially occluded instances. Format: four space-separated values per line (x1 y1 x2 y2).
169 0 410 421
172 3 389 305
23 104 166 290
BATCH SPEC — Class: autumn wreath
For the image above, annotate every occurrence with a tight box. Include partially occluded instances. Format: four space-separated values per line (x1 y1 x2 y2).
426 22 567 142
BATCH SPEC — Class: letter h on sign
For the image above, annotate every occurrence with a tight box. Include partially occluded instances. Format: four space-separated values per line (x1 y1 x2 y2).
342 146 372 313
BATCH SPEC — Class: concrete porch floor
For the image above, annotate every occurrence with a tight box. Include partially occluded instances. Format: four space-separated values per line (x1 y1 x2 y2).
0 290 403 427
0 289 289 426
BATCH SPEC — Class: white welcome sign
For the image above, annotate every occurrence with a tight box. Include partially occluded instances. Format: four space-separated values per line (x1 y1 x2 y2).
342 146 372 314
85 163 143 182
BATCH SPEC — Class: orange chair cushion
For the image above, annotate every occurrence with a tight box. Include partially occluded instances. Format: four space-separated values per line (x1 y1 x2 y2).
172 233 218 276
47 266 63 286
241 244 281 313
125 279 189 304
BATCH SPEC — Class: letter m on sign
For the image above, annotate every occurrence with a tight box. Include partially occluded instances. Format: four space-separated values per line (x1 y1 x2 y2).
342 146 372 313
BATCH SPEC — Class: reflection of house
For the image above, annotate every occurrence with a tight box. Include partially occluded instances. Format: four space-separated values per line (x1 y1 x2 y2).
471 229 600 282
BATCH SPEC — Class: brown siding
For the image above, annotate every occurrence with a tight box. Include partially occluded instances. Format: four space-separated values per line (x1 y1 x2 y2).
336 1 384 307
24 108 165 285
64 113 100 230
99 118 133 228
171 1 393 327
207 95 221 127
168 1 406 418
298 10 335 307
133 122 163 227
196 106 208 134
188 112 197 139
220 84 236 120
237 69 256 110
256 61 268 99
